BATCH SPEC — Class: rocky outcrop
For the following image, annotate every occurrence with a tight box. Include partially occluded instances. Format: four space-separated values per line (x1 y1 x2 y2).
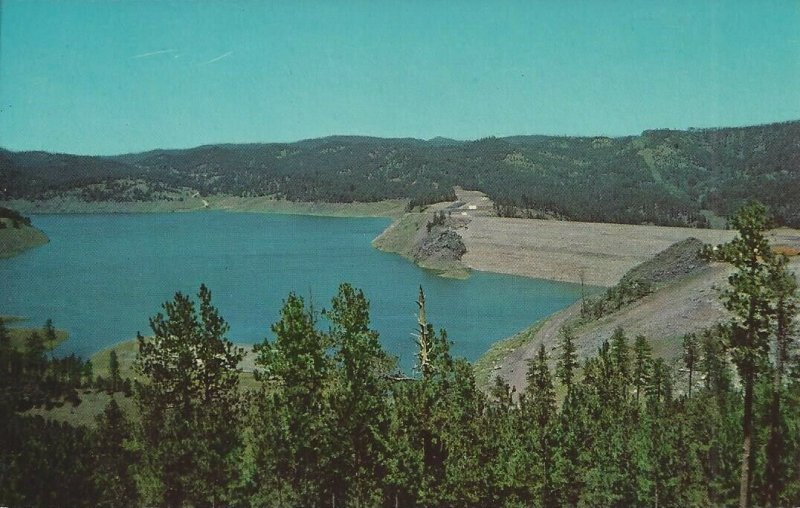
372 208 470 278
413 226 466 263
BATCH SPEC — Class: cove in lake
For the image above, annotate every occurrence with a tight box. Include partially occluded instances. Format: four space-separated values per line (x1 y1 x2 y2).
1 212 584 371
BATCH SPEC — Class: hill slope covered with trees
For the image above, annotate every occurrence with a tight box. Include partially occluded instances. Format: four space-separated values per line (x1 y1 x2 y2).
2 120 800 226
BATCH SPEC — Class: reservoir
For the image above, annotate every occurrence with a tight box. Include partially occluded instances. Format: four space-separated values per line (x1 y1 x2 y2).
1 212 583 371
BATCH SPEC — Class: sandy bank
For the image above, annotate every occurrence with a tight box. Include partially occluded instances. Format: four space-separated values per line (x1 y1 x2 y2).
459 217 739 287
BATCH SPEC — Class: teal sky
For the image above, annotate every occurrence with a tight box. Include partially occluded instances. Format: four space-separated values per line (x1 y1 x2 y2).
1 1 799 155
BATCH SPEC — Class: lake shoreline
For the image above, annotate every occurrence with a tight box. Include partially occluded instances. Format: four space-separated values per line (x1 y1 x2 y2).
1 196 409 218
0 223 49 258
3 213 578 370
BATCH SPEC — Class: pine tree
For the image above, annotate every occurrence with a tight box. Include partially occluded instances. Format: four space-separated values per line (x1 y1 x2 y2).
556 325 578 392
251 291 333 505
764 254 798 505
0 317 9 350
703 202 779 508
647 358 672 412
700 326 731 396
44 318 57 347
683 333 699 397
633 334 652 405
609 327 630 376
25 331 46 374
325 283 393 506
92 399 138 507
134 284 244 507
108 350 121 393
524 344 556 506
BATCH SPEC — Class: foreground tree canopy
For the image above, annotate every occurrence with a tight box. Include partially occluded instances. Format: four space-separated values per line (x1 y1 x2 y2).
1 204 799 507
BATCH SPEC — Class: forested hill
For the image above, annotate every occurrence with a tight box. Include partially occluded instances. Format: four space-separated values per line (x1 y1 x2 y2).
2 120 800 226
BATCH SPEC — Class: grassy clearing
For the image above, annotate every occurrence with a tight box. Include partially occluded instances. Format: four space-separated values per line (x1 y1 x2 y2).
91 338 141 381
372 212 428 255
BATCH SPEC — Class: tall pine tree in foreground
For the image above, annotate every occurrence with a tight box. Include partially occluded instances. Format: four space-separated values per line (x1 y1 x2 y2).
250 291 333 505
703 202 791 508
134 284 244 508
325 283 394 506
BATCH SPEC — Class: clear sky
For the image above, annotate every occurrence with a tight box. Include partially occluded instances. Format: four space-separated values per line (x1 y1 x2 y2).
1 0 799 155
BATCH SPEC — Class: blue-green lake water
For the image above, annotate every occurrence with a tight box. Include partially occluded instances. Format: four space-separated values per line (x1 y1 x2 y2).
1 213 583 371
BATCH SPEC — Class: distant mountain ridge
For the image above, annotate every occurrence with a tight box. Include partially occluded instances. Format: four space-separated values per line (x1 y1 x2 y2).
2 120 799 227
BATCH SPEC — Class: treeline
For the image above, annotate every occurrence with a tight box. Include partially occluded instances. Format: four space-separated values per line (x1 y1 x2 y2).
1 204 799 507
3 121 800 226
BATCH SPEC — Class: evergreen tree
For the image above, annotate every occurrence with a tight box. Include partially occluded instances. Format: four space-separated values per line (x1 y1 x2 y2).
683 332 699 397
82 359 94 388
44 318 57 346
25 331 46 374
108 350 121 393
764 254 798 505
523 344 557 506
609 326 631 384
92 399 138 507
325 283 393 506
647 358 673 412
700 326 732 396
251 292 333 505
555 325 578 392
133 284 244 507
632 334 652 405
704 202 780 508
0 317 8 347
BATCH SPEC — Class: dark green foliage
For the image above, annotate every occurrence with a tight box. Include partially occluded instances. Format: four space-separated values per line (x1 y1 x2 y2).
3 243 800 506
703 202 789 507
325 284 394 505
108 350 120 393
683 332 699 396
5 120 800 226
522 344 557 506
0 319 89 411
555 325 578 391
133 284 245 507
0 318 11 351
91 399 138 507
633 334 652 404
249 291 334 505
0 414 97 507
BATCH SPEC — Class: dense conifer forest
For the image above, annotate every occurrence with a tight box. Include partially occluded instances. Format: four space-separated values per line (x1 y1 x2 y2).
3 120 800 226
1 203 799 507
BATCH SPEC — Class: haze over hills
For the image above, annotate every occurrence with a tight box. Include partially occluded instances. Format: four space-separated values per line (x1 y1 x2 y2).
2 120 800 227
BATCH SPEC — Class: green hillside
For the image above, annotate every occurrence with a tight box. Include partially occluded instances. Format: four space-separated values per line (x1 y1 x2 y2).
3 120 800 227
